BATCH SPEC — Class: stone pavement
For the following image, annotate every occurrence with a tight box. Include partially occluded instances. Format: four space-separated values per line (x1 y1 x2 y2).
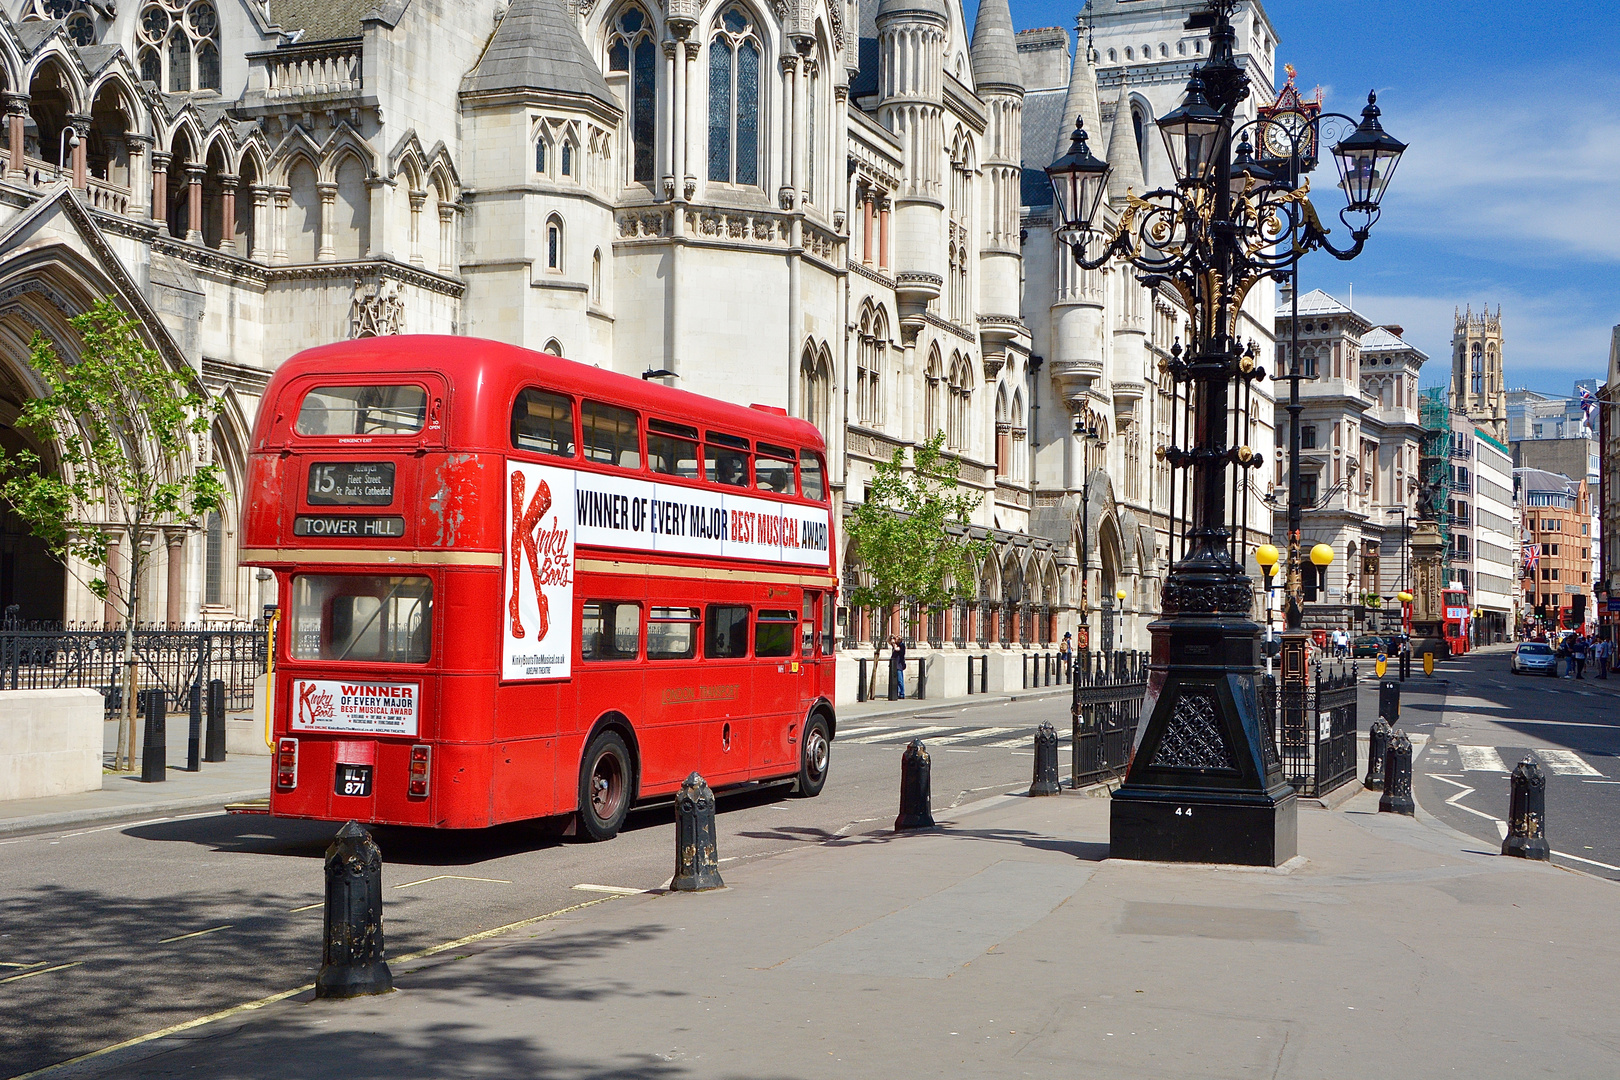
35 775 1619 1079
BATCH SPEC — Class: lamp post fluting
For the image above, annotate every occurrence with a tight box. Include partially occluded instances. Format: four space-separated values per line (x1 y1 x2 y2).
1045 0 1404 866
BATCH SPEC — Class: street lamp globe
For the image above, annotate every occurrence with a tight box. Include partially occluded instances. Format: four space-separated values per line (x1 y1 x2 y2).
1310 544 1335 568
1397 591 1413 604
1332 91 1408 212
1116 589 1127 602
1157 71 1228 184
1045 116 1112 248
1255 543 1279 573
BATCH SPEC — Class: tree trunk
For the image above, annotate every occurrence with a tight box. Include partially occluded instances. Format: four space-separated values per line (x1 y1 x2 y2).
119 543 141 772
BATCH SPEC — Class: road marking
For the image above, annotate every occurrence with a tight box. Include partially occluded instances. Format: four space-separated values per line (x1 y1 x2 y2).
13 894 625 1080
836 722 915 736
288 902 322 913
158 925 233 944
1582 779 1620 785
571 884 647 895
929 727 1018 745
0 961 47 970
1538 749 1603 776
1551 850 1620 872
985 735 1036 748
1430 774 1507 829
845 725 951 745
0 962 83 984
1457 746 1508 773
392 875 512 889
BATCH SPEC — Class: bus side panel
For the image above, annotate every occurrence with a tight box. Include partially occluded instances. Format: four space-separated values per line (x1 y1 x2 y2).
493 737 558 821
242 453 285 548
432 741 496 828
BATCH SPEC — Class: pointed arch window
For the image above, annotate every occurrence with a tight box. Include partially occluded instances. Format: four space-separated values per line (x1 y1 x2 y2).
547 215 564 272
139 1 219 94
561 140 573 177
204 510 224 606
948 355 972 451
924 348 943 436
1470 342 1483 395
708 7 761 186
535 134 548 174
592 248 603 303
608 7 657 185
168 30 191 92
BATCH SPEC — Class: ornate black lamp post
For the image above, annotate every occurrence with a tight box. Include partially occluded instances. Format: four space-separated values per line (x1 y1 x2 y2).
1045 0 1404 865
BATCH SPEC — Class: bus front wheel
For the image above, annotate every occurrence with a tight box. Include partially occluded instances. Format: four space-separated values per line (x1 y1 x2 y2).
577 729 633 841
793 713 831 798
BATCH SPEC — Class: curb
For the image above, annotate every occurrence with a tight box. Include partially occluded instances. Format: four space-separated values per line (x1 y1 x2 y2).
838 686 1072 726
0 788 269 837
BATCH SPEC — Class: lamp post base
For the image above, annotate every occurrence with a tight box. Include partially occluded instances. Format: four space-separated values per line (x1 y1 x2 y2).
1108 610 1298 868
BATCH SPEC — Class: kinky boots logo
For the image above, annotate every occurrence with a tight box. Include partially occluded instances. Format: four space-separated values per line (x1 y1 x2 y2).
504 461 575 681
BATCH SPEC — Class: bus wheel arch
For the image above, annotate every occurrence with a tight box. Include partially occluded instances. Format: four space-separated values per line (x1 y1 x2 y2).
793 702 834 798
576 714 639 841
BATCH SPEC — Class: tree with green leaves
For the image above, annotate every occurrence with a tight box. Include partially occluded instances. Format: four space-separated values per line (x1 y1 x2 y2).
0 298 223 771
845 430 992 694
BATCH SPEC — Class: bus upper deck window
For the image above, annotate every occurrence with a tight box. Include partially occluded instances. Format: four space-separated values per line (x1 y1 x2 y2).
296 385 427 437
798 449 826 501
648 419 700 479
583 401 641 469
512 388 575 457
755 444 796 496
706 432 750 488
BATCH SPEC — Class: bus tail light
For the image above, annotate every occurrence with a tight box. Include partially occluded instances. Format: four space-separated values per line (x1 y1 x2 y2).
275 738 298 791
408 744 431 798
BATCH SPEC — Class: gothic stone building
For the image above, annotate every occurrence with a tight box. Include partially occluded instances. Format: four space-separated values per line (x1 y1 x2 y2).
0 0 1277 691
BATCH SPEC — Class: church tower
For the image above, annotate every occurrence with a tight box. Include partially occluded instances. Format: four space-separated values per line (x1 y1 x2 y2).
1451 305 1507 443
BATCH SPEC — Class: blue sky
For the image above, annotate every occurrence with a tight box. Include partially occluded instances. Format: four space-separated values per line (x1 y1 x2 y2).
985 0 1620 398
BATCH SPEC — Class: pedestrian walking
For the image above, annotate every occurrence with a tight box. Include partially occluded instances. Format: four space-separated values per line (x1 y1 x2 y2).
1595 637 1610 680
1058 632 1072 677
888 635 906 700
1573 635 1588 680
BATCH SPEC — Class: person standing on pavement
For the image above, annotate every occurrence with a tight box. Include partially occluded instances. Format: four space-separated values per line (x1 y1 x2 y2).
1595 636 1610 680
1058 633 1072 678
1572 635 1588 680
889 635 906 700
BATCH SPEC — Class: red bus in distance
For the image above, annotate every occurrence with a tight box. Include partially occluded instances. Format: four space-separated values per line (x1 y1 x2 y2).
242 336 838 839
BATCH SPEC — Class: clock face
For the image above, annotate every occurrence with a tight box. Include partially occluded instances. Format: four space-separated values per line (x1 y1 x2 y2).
1262 110 1311 160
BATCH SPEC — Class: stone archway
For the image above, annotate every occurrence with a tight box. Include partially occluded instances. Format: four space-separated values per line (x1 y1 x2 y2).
0 331 65 622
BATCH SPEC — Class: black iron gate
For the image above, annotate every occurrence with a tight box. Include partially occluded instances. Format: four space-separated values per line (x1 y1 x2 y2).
1265 660 1358 797
1070 650 1148 789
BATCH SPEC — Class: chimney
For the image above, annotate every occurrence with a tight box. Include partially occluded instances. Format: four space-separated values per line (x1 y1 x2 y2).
1380 324 1404 338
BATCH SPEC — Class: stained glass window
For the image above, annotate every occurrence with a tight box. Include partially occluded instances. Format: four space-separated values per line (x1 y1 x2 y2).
561 141 573 176
168 31 190 92
197 41 220 91
632 37 656 183
707 43 732 183
139 48 160 84
737 42 759 186
535 137 547 174
708 8 761 187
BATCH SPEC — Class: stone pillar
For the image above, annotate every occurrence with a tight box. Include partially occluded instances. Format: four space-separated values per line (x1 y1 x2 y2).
185 164 204 242
165 530 186 626
151 152 171 225
796 56 814 206
69 114 90 189
862 189 873 263
271 186 290 265
682 40 699 198
663 40 679 198
778 55 797 208
316 181 337 260
365 175 390 259
125 134 150 218
218 174 238 253
407 190 425 267
438 203 456 273
249 186 269 262
878 198 890 269
4 94 27 178
103 533 122 628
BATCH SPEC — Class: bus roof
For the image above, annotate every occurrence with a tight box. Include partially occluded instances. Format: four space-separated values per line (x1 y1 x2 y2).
254 336 826 453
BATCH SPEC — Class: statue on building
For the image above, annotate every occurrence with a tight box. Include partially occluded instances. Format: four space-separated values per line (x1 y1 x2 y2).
349 278 404 339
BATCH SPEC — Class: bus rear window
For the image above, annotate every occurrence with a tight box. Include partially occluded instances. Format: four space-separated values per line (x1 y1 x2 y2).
512 388 575 457
291 574 432 663
296 385 426 437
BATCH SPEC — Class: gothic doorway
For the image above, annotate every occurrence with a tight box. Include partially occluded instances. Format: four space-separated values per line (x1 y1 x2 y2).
0 393 64 623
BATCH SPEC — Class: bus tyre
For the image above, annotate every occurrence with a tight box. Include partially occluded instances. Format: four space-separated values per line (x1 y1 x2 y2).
577 729 633 842
793 714 831 798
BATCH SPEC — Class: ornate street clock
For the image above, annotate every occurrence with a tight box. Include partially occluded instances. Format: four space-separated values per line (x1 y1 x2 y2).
1257 64 1322 168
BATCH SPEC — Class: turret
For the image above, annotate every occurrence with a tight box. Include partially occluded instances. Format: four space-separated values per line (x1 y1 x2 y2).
875 0 947 331
970 0 1023 342
1105 75 1148 417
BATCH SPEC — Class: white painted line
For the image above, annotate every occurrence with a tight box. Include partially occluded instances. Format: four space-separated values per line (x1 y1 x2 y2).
0 961 47 971
0 962 82 984
1457 746 1509 773
571 884 648 895
1551 850 1620 872
1539 749 1603 777
929 727 1018 745
837 722 918 736
159 925 233 944
845 725 951 745
1582 779 1620 785
393 874 512 889
985 735 1035 748
288 902 322 913
1430 774 1508 828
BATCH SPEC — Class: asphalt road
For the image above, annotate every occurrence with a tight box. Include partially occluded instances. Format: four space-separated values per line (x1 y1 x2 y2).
1410 643 1620 881
0 694 1067 1078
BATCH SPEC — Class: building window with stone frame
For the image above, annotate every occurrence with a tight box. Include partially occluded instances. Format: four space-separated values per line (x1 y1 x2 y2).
856 307 887 427
535 132 549 175
707 6 762 187
1470 342 1483 395
546 214 564 273
947 352 972 452
800 345 832 436
608 5 658 186
923 346 943 438
138 1 222 94
204 510 225 607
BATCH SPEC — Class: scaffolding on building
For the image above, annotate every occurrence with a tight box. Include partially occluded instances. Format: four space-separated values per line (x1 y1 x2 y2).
1419 387 1454 575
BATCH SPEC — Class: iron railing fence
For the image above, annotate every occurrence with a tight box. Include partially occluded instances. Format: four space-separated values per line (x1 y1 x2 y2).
1265 659 1358 797
0 621 266 718
1070 650 1149 789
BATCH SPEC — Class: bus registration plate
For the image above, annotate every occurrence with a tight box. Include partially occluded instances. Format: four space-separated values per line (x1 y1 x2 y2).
335 764 373 798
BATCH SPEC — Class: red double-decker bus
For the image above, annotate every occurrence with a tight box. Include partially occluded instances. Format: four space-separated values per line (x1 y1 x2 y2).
241 336 837 839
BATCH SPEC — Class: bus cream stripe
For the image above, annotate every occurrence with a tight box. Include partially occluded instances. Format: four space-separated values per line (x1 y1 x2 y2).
238 547 502 567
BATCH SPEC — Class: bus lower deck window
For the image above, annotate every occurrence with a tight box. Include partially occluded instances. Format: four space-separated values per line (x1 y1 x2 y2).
296 385 427 437
756 609 797 658
705 605 750 658
291 574 432 663
706 432 750 488
755 444 796 496
582 601 641 660
647 606 699 659
799 449 826 501
512 387 576 457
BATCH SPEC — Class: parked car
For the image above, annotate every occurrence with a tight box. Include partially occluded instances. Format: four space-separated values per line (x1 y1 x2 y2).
1511 641 1558 676
1352 634 1392 658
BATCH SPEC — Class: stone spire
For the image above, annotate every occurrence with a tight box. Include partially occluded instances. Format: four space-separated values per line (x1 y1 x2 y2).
1105 72 1146 203
1053 22 1101 164
969 0 1022 92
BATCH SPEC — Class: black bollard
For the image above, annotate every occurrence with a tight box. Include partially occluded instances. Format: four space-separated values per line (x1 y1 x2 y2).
1377 730 1415 815
1399 650 1411 681
895 739 935 830
1030 722 1061 796
140 689 166 783
672 772 724 891
186 682 202 772
316 821 393 999
1378 679 1400 725
1364 719 1391 790
204 679 227 763
1501 757 1550 861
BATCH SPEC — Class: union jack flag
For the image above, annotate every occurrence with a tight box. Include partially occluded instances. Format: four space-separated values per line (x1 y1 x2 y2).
1523 542 1540 573
1580 386 1597 425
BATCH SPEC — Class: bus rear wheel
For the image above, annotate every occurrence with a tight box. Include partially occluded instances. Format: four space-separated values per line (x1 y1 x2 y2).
577 729 633 841
793 713 831 798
